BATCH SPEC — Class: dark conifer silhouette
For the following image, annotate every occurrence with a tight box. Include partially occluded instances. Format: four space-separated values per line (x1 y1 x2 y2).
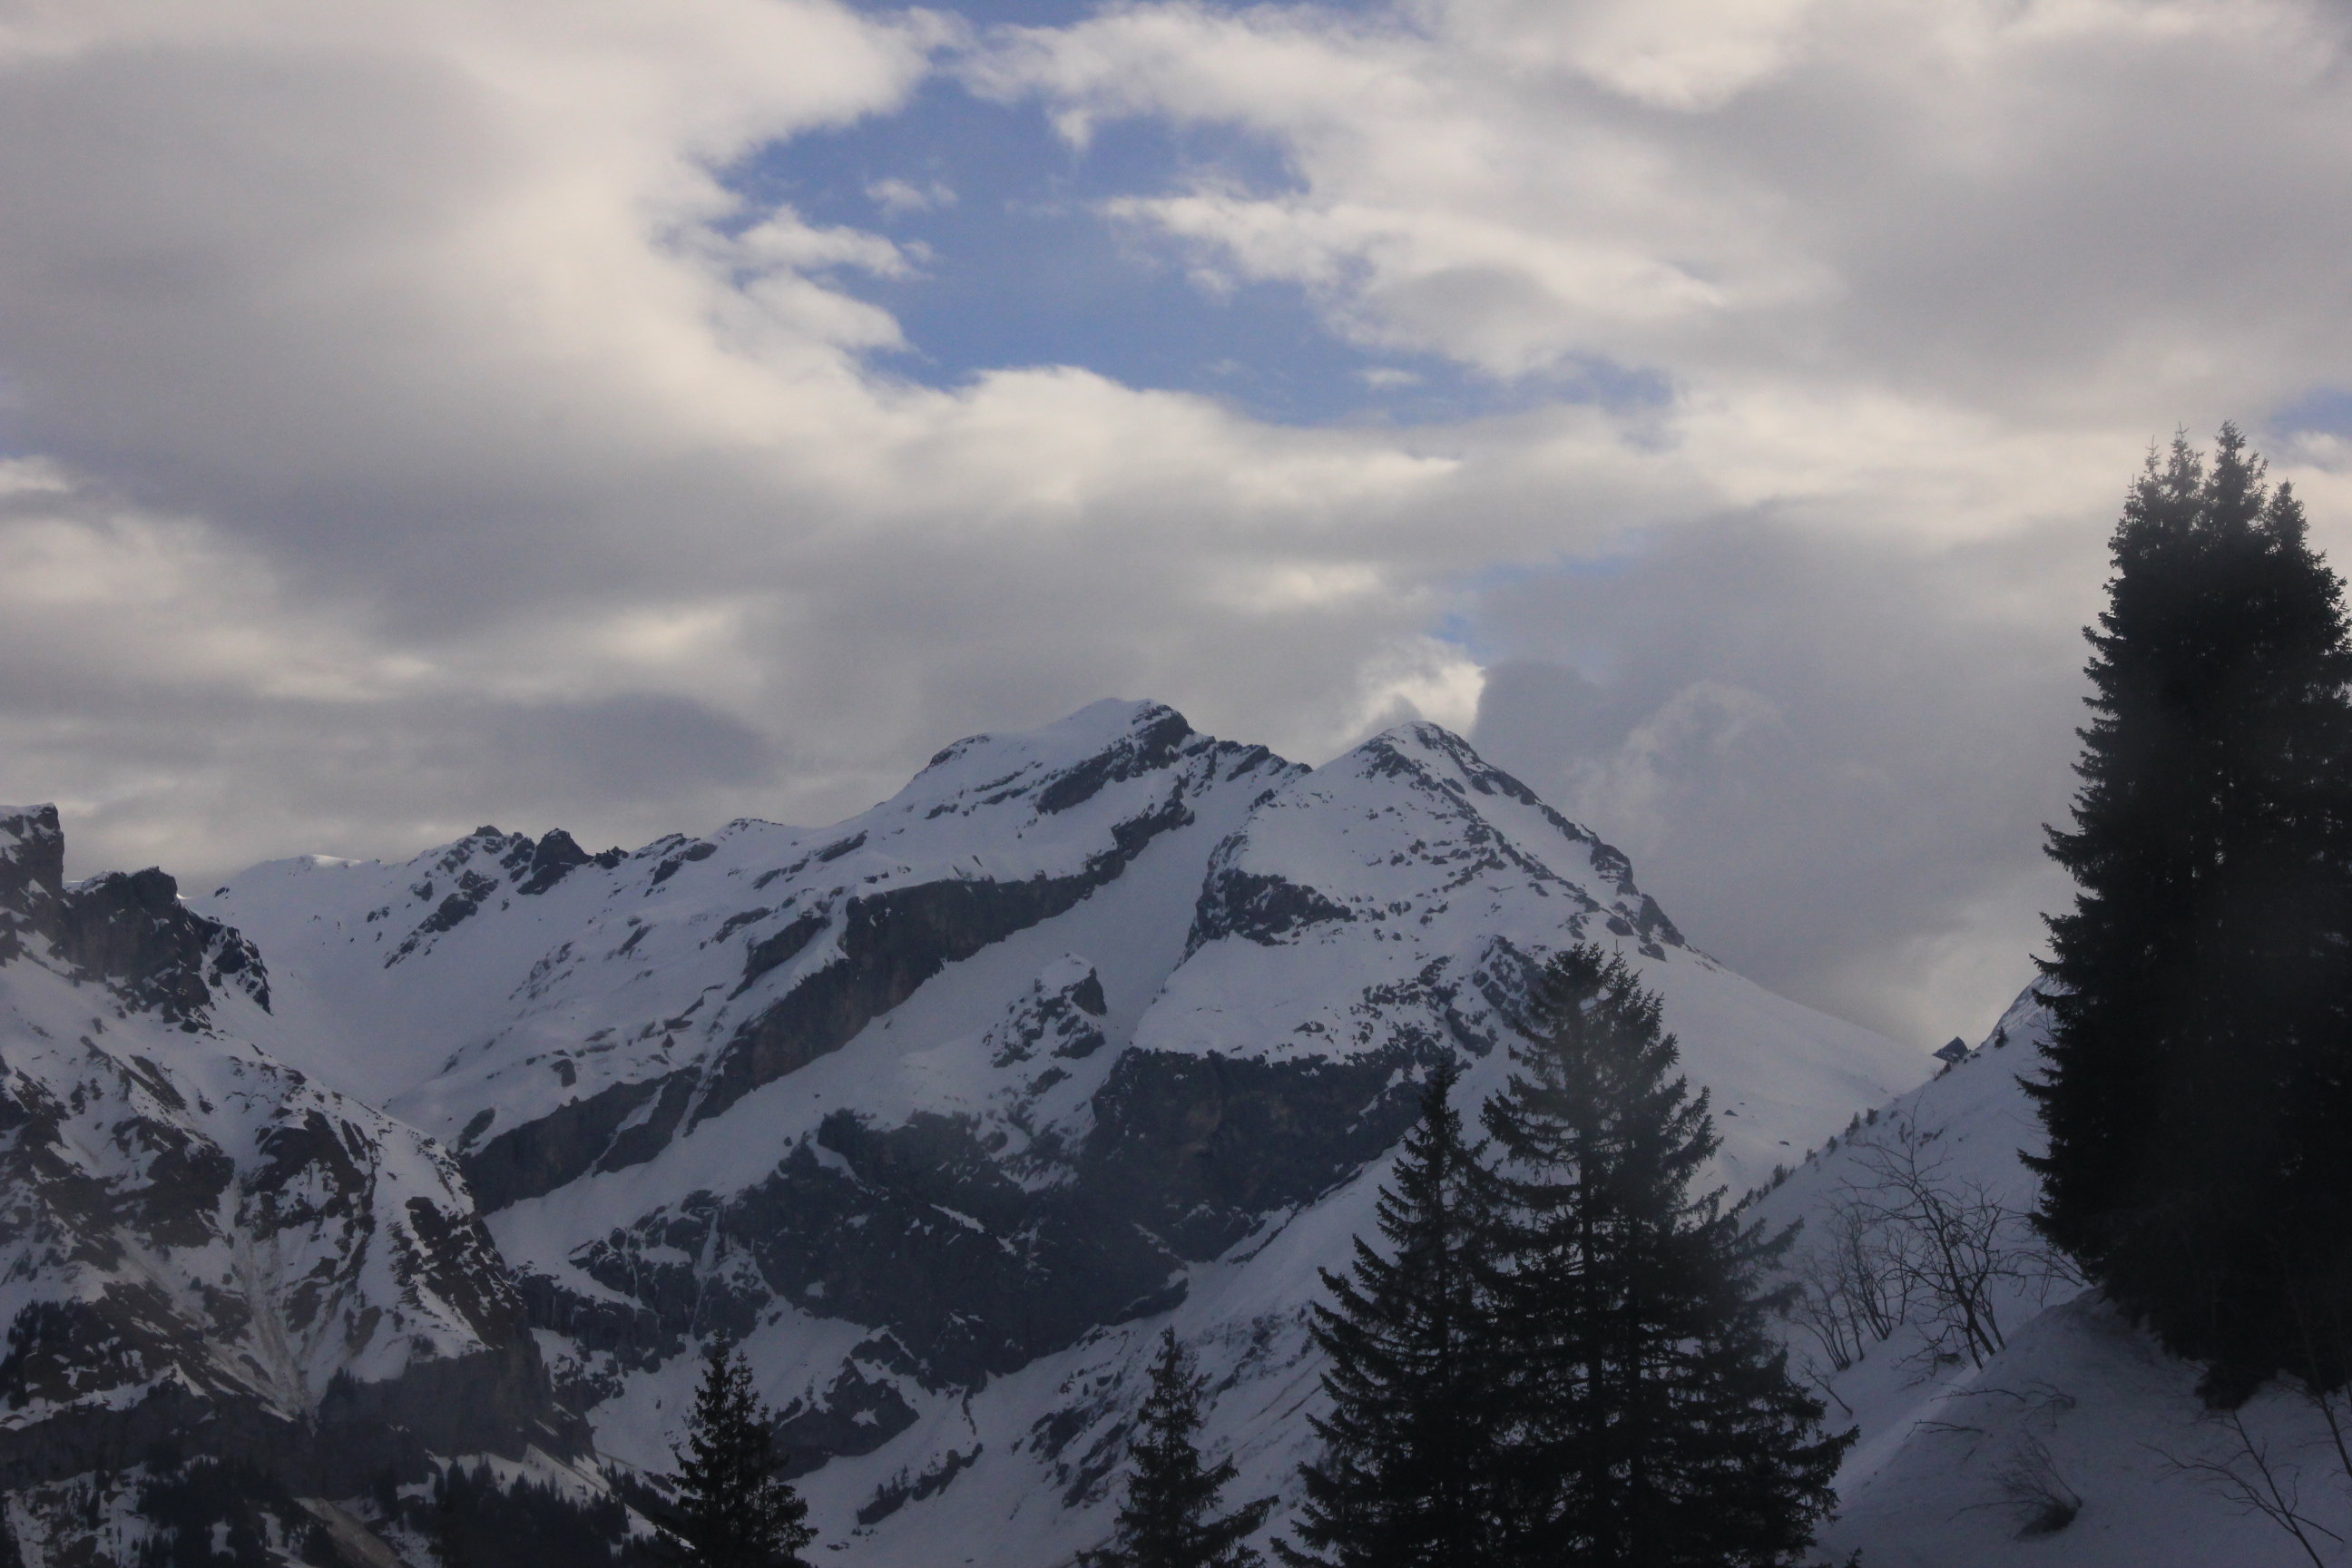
1481 945 1849 1566
2033 426 2352 1398
1084 1328 1274 1568
663 1341 815 1568
1279 1063 1500 1568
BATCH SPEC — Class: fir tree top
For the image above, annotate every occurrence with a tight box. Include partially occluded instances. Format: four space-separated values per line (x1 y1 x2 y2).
1479 945 1847 1566
664 1342 815 1568
1086 1329 1273 1568
1281 1063 1502 1568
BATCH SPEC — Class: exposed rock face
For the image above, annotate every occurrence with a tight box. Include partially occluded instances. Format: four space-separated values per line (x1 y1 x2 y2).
562 1109 1185 1389
0 806 64 919
0 808 585 1516
48 867 270 1021
1078 1045 1436 1259
1 806 269 1022
460 1066 699 1211
987 957 1107 1065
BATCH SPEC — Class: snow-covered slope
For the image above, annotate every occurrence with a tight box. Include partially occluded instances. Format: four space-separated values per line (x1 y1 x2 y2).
1754 988 2352 1566
0 805 586 1527
196 700 1929 1561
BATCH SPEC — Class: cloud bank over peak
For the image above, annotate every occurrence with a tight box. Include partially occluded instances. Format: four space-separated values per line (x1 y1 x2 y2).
7 0 2352 1043
971 0 2352 416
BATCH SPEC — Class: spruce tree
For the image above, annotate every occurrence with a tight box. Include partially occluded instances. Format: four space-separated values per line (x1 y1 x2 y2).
2033 426 2352 1398
664 1342 815 1568
1480 945 1848 1567
1279 1064 1501 1568
1084 1329 1274 1568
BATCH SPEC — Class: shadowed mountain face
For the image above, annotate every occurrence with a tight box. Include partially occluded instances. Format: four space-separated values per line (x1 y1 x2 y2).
0 805 588 1514
0 702 1925 1564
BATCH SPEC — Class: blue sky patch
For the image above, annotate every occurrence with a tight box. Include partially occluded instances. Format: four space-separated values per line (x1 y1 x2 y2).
721 55 1663 427
2269 387 2352 442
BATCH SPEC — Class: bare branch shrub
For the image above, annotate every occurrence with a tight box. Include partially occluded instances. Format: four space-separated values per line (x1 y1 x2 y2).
1987 1431 2083 1537
2283 1277 2352 1517
1836 1115 2068 1374
1929 1386 2085 1540
2160 1409 2344 1568
1779 1113 2081 1408
2143 1272 2352 1564
1781 1194 1915 1384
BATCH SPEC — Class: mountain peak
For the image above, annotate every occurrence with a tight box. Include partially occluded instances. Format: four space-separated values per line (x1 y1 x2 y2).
916 699 1195 782
104 698 1922 1565
0 810 271 1023
0 802 64 905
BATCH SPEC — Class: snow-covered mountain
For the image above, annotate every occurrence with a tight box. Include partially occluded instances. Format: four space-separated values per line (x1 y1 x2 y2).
0 805 588 1556
2 701 1932 1563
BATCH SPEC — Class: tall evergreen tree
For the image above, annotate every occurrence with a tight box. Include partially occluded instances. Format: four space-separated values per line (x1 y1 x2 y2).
1279 1064 1501 1568
664 1342 815 1568
1084 1329 1274 1568
1480 946 1849 1568
2032 426 2352 1398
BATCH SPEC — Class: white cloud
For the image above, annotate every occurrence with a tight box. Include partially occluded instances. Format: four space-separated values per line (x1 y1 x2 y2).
937 0 2352 1037
979 0 2352 426
867 176 958 214
11 0 2352 1042
0 0 1516 875
1345 635 1488 741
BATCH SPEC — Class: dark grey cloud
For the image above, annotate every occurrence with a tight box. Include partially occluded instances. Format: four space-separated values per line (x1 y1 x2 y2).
1470 514 2102 1043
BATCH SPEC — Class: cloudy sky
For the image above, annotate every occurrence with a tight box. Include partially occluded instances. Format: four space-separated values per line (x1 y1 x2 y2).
6 0 2352 1046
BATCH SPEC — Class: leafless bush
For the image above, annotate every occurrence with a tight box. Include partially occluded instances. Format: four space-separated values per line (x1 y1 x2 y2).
1926 1386 2085 1540
2161 1408 2345 1568
1989 1431 2083 1537
1837 1115 2072 1375
1780 1113 2082 1407
1783 1195 1915 1382
2284 1282 2352 1514
2146 1273 2352 1565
